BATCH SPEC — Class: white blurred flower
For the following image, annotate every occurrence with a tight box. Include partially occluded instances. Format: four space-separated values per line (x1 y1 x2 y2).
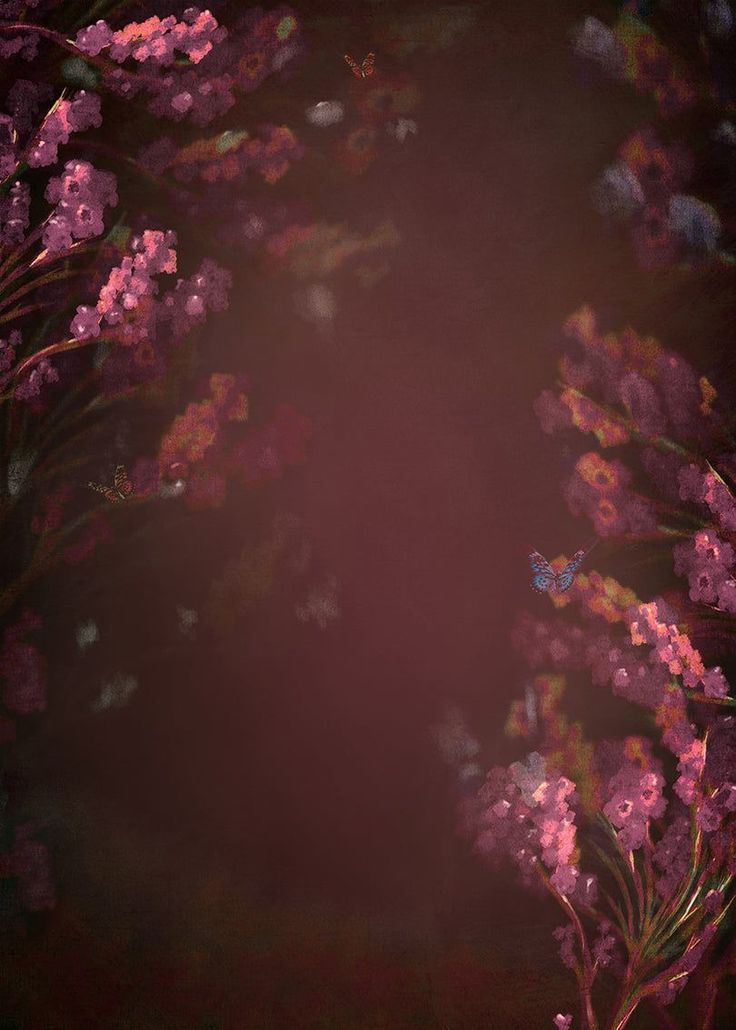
524 681 538 735
433 707 482 782
668 194 722 253
92 672 138 713
76 620 99 652
571 16 627 78
305 100 345 127
243 214 266 241
272 42 300 72
295 283 337 326
386 118 418 143
159 477 186 499
7 448 35 497
706 0 733 38
714 120 736 145
295 575 340 630
593 161 645 220
176 605 198 638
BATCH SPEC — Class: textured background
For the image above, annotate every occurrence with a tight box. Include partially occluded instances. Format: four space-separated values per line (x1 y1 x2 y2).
3 1 734 1027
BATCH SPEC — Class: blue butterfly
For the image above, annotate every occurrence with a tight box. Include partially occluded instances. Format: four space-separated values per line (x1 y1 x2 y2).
528 544 596 594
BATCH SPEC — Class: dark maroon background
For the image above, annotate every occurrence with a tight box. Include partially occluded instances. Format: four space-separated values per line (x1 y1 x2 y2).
5 1 735 1027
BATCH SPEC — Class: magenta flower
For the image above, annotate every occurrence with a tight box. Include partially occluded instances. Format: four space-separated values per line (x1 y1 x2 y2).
476 753 581 895
653 813 690 898
76 10 225 68
602 762 666 850
0 179 30 245
43 159 117 254
14 358 59 402
28 91 102 168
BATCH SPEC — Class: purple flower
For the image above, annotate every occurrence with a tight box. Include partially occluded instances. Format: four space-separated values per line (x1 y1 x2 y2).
14 359 59 402
5 79 54 139
678 463 706 504
74 20 113 57
534 389 574 434
673 530 735 607
704 716 736 788
475 753 580 894
655 924 717 1006
701 666 729 699
655 352 703 441
0 180 30 246
696 797 722 833
0 30 38 62
553 925 577 970
618 371 666 437
592 920 616 968
653 813 690 897
137 136 178 175
602 762 666 850
28 92 103 168
77 11 226 67
70 305 102 341
0 329 19 376
43 160 118 254
147 69 236 126
163 257 232 337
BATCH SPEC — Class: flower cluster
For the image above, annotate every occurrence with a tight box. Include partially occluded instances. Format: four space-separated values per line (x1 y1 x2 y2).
28 90 102 169
76 10 225 67
70 228 177 341
154 374 310 510
572 7 736 269
535 306 726 542
335 72 422 177
43 158 118 254
140 124 305 186
474 752 581 895
73 6 303 126
629 599 730 699
0 2 334 928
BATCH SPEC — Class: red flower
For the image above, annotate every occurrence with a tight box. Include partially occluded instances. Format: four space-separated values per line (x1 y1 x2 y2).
337 127 379 176
0 610 46 714
63 510 113 565
31 484 73 535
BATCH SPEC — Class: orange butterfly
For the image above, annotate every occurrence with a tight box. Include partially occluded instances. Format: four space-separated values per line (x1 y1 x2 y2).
344 52 375 78
88 464 134 503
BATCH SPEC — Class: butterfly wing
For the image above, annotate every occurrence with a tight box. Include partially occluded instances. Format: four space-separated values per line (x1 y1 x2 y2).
113 464 134 498
344 53 362 77
554 548 589 592
361 52 376 76
89 481 119 502
528 550 555 593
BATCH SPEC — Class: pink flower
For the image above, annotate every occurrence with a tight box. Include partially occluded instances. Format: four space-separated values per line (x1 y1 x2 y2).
28 92 102 168
77 11 225 67
43 160 118 254
603 762 666 850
